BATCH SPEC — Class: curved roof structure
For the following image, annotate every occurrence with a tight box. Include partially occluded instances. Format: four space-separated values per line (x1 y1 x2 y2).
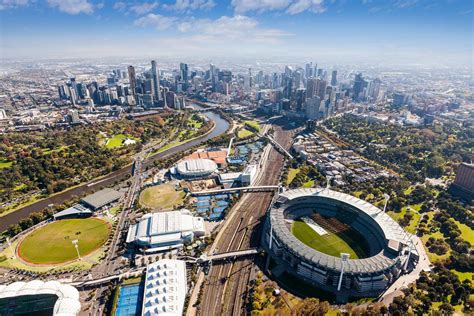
176 158 217 177
0 280 81 316
270 188 412 274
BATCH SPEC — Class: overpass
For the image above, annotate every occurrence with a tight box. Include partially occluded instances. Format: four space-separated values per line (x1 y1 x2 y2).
181 248 260 263
191 185 279 196
259 134 293 159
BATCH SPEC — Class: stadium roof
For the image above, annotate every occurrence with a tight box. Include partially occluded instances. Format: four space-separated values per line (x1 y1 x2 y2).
142 259 187 316
271 188 412 274
80 188 122 210
53 204 92 219
0 280 81 316
176 158 217 176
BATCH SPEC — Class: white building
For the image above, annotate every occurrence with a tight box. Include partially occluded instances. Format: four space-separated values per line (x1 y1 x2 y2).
241 164 257 186
142 259 187 316
126 210 205 252
174 158 217 178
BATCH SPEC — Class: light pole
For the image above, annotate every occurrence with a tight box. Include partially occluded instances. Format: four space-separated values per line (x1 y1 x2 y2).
337 253 350 291
72 239 81 260
382 193 390 213
265 214 275 272
6 237 16 259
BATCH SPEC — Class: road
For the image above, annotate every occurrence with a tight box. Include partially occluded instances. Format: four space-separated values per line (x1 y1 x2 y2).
0 108 229 232
194 121 294 316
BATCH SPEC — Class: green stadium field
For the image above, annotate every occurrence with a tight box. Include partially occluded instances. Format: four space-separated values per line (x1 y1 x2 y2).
291 219 368 259
18 218 111 265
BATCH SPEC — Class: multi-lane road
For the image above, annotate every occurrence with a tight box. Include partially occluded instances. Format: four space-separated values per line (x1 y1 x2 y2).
196 121 294 316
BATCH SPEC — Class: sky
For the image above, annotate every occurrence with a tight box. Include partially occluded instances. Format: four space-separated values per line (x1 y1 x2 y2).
0 0 472 66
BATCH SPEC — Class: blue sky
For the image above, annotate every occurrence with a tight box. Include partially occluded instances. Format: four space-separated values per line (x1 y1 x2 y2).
0 0 472 66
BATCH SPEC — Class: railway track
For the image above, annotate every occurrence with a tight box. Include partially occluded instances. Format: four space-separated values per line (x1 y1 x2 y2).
198 123 294 316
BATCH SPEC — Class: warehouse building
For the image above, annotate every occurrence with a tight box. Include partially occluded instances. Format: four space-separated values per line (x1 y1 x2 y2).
80 188 122 211
126 209 205 252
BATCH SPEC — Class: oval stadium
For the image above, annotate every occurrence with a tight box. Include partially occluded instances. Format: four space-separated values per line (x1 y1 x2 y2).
263 188 417 300
175 158 217 178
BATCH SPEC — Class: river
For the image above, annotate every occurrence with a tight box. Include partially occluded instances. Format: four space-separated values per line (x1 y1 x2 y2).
0 106 230 231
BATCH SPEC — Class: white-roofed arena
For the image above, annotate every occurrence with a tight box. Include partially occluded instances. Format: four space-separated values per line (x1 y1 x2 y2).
263 188 418 300
175 158 217 178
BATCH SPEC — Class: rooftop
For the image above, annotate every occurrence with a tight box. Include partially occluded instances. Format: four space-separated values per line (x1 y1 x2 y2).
80 188 122 210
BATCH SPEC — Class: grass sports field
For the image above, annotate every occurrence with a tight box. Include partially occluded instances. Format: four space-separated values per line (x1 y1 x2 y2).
18 218 110 265
292 218 368 259
139 183 185 210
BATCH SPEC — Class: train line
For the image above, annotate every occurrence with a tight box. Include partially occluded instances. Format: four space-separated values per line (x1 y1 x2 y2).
198 123 294 316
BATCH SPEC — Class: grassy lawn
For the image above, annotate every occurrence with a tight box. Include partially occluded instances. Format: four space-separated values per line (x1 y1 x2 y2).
237 128 254 139
287 168 300 184
0 159 13 169
139 183 185 210
104 134 138 149
18 218 110 265
244 120 261 132
387 203 422 234
302 180 314 188
292 220 364 259
455 219 474 244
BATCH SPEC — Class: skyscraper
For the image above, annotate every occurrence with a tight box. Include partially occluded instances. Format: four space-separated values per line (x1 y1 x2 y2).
128 65 136 96
316 79 327 100
331 70 337 86
180 63 188 90
151 60 162 102
352 73 365 101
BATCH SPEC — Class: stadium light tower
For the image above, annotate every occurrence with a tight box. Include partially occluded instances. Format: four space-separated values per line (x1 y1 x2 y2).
326 176 332 189
6 237 16 259
382 193 390 213
266 214 276 272
72 239 81 260
337 253 350 291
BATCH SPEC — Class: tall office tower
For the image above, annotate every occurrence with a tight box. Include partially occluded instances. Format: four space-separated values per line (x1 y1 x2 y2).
128 65 137 96
352 73 365 101
284 65 293 77
67 84 77 106
179 63 189 90
316 79 327 100
317 68 323 78
313 64 318 78
58 85 67 99
305 96 321 120
248 68 253 88
283 77 293 99
296 88 306 112
305 62 313 78
331 70 338 86
294 70 303 89
151 60 162 102
306 78 317 99
366 78 381 102
210 64 217 91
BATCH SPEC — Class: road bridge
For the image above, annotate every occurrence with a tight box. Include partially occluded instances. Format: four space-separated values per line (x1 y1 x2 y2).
191 185 279 196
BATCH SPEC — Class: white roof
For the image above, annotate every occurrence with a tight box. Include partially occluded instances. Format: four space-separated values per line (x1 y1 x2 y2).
0 280 81 316
142 259 187 316
126 210 205 246
176 158 217 176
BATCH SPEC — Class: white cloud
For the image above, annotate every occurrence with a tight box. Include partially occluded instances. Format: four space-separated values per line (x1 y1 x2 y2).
47 0 95 14
134 13 177 30
130 1 159 14
164 0 215 11
286 0 325 14
113 1 127 11
0 0 29 10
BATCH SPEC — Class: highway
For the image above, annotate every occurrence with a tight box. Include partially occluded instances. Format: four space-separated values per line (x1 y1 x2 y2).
195 121 294 316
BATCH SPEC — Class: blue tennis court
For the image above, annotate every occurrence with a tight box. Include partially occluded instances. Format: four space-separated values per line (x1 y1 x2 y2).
197 196 211 201
209 213 224 221
196 207 209 214
216 200 229 207
213 207 226 214
115 284 143 316
197 200 211 207
215 194 229 200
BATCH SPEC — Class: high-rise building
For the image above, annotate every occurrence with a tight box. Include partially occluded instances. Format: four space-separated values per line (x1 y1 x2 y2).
305 62 313 78
151 60 162 102
352 73 365 101
367 78 381 102
331 70 337 86
296 88 306 112
306 78 317 99
128 65 137 96
316 79 327 100
305 96 321 120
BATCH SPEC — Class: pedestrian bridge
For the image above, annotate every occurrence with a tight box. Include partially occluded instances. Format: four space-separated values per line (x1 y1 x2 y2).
191 186 279 196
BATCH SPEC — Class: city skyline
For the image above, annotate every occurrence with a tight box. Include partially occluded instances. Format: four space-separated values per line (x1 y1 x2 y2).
0 0 472 66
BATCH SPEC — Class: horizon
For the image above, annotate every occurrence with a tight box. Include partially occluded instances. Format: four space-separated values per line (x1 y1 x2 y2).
0 0 472 67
